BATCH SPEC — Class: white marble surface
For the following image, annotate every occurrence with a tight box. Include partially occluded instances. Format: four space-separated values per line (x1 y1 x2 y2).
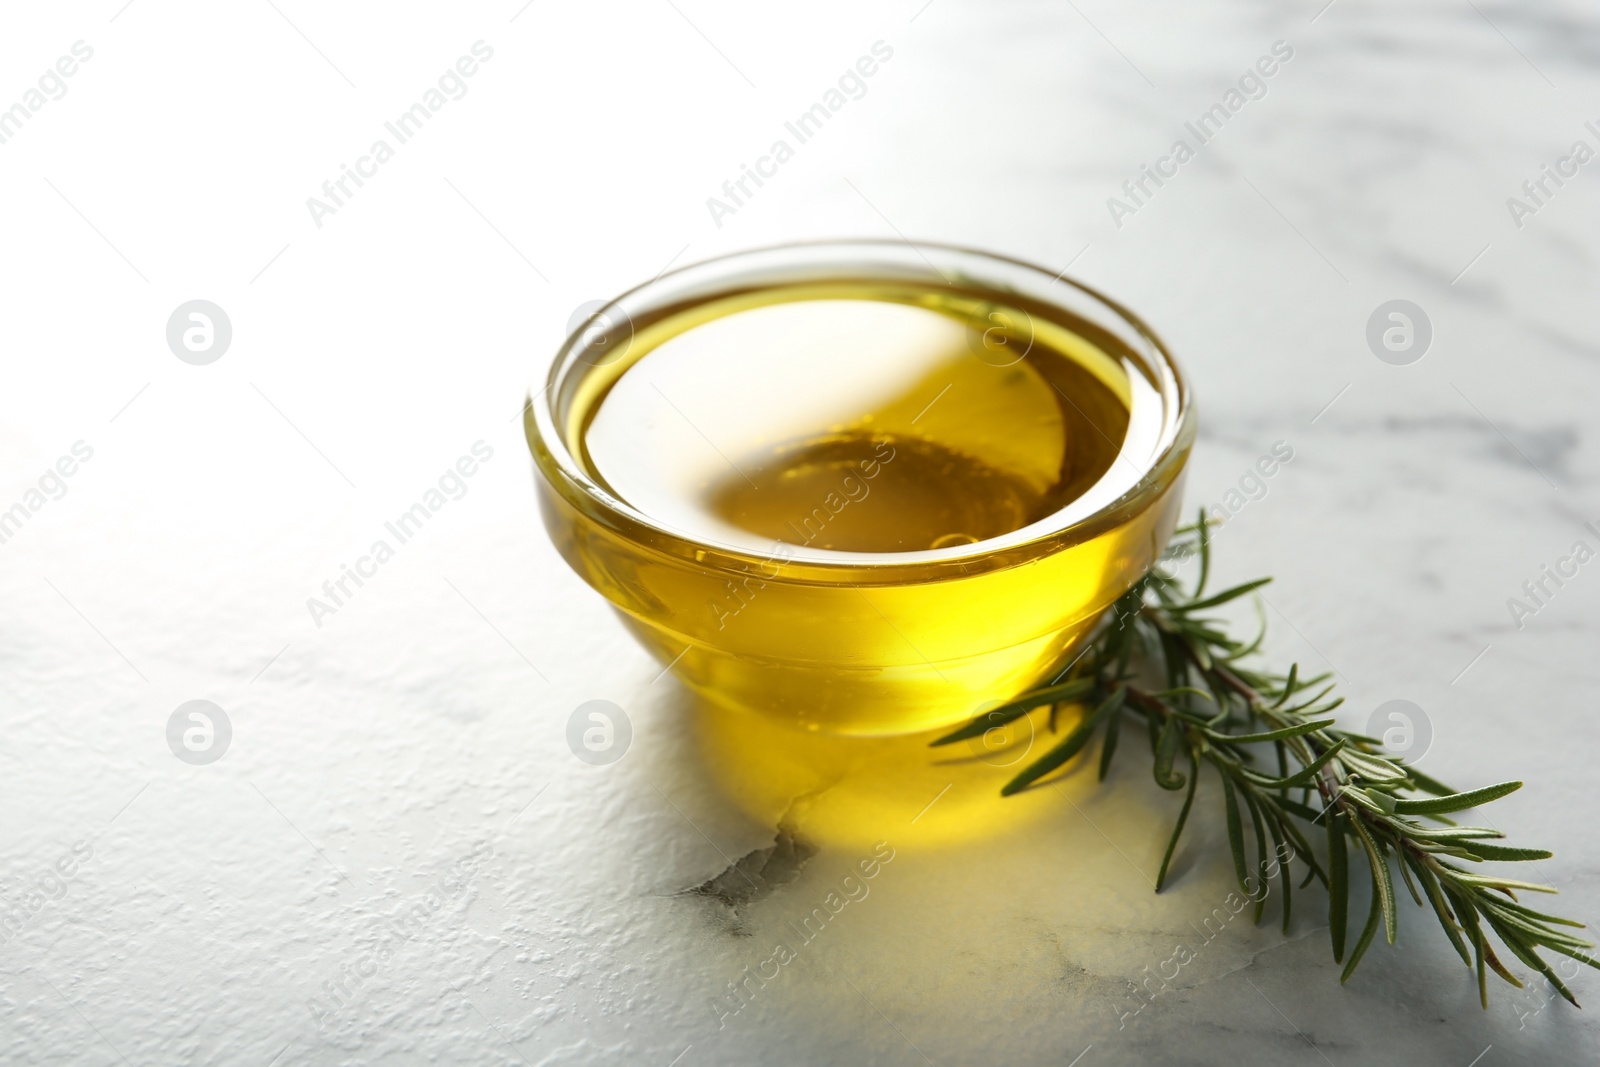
4 1 1600 1064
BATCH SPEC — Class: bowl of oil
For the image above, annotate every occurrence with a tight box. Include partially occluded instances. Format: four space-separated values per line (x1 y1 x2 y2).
526 240 1193 735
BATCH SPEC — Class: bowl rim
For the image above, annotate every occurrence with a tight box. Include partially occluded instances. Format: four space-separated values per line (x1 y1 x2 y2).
526 238 1195 583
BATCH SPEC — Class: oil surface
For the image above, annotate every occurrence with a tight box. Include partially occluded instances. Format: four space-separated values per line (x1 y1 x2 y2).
708 430 1034 553
583 294 1133 558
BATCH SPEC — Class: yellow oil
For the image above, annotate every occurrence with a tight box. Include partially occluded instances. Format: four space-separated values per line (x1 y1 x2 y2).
709 429 1037 552
705 339 1128 553
537 281 1185 735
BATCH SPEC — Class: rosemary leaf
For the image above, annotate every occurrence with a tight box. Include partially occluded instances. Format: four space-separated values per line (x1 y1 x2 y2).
1328 811 1349 963
1155 749 1201 892
1221 771 1249 894
1391 782 1524 815
1342 889 1383 983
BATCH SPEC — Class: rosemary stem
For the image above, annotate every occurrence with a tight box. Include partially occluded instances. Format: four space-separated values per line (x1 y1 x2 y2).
940 517 1597 1007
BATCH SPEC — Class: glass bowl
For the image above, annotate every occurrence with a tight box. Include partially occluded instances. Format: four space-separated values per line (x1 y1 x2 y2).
526 240 1193 735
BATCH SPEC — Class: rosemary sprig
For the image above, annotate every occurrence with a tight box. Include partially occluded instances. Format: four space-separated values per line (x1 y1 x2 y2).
935 514 1598 1006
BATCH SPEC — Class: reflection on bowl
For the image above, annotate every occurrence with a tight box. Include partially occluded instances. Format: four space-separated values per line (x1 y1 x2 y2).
527 241 1192 735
